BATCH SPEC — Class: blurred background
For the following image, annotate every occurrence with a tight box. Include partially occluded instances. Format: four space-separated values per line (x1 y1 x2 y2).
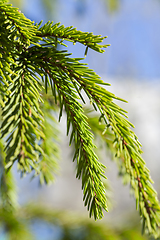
1 0 160 239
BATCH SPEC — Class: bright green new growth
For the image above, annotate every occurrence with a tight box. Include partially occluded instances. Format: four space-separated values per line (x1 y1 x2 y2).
0 0 160 237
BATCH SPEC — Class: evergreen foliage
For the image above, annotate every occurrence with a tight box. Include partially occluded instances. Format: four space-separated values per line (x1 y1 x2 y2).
0 204 151 240
0 0 160 238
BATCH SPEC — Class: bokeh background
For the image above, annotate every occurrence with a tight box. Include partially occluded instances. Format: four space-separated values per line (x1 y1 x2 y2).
2 0 160 239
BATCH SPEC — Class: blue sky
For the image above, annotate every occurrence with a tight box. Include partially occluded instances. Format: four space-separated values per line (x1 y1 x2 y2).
21 0 160 81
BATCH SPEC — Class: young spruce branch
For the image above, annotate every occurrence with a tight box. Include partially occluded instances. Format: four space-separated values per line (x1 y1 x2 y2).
0 0 160 237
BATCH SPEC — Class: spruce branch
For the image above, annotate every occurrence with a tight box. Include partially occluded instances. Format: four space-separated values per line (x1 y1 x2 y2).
24 46 108 218
0 0 40 46
1 64 45 174
91 94 160 236
85 108 160 236
76 81 160 236
40 64 108 219
20 43 160 232
36 21 110 53
0 3 39 57
0 0 160 237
